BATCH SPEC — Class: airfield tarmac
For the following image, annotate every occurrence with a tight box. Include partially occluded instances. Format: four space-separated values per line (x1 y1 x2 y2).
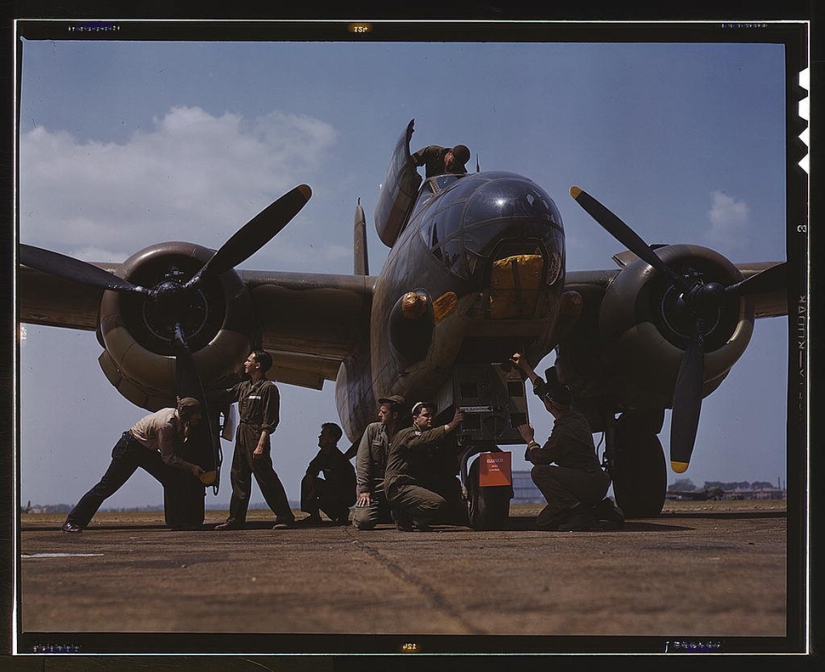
17 500 790 654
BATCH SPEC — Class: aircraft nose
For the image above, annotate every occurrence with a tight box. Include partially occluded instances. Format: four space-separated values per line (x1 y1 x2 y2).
431 173 565 288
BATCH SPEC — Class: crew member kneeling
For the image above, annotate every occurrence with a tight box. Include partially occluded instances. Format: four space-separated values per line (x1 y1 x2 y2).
383 402 464 532
511 353 613 531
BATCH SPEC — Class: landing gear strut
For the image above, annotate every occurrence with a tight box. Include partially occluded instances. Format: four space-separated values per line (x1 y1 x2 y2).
604 410 667 518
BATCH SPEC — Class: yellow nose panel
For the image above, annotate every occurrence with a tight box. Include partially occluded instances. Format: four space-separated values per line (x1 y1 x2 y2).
489 254 543 318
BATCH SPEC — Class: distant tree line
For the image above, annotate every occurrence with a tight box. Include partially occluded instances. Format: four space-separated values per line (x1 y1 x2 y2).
668 478 780 492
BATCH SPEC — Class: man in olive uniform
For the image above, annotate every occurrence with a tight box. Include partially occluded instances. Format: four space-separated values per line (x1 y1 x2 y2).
61 397 205 533
298 423 356 525
511 353 616 531
384 402 464 531
412 144 470 178
214 350 295 530
353 395 407 530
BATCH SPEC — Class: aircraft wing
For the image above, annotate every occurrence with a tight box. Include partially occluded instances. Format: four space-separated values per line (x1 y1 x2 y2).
19 264 376 391
241 270 376 389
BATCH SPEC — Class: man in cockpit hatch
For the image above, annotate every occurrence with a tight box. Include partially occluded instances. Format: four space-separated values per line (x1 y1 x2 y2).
412 144 470 178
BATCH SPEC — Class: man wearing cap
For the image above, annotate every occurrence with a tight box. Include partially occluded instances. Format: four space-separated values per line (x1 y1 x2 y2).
298 422 356 526
510 353 616 531
383 402 464 531
213 350 295 531
61 397 206 533
353 395 407 530
412 144 471 178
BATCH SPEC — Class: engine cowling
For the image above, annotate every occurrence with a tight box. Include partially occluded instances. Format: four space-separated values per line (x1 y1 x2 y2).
96 242 257 411
598 244 754 409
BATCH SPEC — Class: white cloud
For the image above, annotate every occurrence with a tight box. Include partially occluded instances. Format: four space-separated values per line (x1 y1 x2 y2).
706 190 750 250
19 107 338 263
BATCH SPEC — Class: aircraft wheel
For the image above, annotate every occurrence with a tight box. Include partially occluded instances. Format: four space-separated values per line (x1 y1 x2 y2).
611 425 666 518
466 459 511 530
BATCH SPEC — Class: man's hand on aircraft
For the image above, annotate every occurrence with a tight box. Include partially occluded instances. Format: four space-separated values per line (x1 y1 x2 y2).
446 408 465 432
517 423 536 444
189 464 205 479
509 352 526 369
510 352 538 382
356 492 372 508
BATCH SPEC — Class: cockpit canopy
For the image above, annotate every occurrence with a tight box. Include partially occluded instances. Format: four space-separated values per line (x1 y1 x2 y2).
411 171 564 286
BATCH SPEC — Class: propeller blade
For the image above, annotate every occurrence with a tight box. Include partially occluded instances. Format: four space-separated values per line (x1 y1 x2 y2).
569 187 688 291
669 321 705 473
188 184 312 287
172 324 221 488
19 244 150 295
724 261 787 298
172 324 206 401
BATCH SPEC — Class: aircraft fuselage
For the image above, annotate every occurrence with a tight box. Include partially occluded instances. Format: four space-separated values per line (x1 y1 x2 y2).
337 170 567 439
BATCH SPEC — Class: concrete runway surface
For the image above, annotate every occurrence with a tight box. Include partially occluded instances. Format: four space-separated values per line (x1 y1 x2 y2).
16 501 794 656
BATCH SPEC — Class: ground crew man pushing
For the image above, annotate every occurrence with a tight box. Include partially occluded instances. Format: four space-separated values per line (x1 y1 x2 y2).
61 397 205 533
213 350 295 530
353 395 407 530
383 402 464 532
510 352 622 531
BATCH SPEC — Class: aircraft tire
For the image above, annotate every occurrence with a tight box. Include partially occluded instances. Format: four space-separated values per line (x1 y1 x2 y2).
466 459 511 531
611 427 667 519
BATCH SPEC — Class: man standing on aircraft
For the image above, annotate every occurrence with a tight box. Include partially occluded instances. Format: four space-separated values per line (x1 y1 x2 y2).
61 397 205 533
383 402 465 531
510 353 618 531
353 395 407 530
297 423 356 526
213 350 295 530
412 144 471 178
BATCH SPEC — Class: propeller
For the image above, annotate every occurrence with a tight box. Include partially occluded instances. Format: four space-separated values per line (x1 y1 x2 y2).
172 323 219 487
724 261 787 298
20 184 312 485
186 184 312 289
570 186 786 472
19 244 152 295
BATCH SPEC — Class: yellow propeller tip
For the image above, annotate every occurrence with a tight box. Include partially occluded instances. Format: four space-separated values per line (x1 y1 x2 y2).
569 186 582 199
670 461 689 474
297 184 312 200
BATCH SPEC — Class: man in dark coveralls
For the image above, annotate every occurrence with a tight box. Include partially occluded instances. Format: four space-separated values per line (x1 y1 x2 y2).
412 144 471 178
214 350 295 530
298 423 356 526
61 397 205 533
353 395 407 530
384 402 464 532
511 352 620 531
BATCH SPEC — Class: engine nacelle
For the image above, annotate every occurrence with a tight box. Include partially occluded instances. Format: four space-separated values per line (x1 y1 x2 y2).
96 242 258 411
598 244 754 409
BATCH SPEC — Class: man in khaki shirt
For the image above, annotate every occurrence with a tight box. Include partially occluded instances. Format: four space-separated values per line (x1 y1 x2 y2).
61 398 205 533
384 402 464 531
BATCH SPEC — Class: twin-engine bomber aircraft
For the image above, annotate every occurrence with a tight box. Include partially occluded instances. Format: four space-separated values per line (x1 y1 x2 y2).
18 120 788 528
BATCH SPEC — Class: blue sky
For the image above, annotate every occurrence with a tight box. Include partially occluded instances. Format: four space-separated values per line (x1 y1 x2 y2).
16 32 791 509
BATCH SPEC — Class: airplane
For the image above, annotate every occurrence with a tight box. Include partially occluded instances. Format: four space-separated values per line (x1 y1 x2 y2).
665 487 725 502
18 119 788 528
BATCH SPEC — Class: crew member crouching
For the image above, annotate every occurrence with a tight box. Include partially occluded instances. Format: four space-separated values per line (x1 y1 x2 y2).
298 422 356 526
510 352 621 531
